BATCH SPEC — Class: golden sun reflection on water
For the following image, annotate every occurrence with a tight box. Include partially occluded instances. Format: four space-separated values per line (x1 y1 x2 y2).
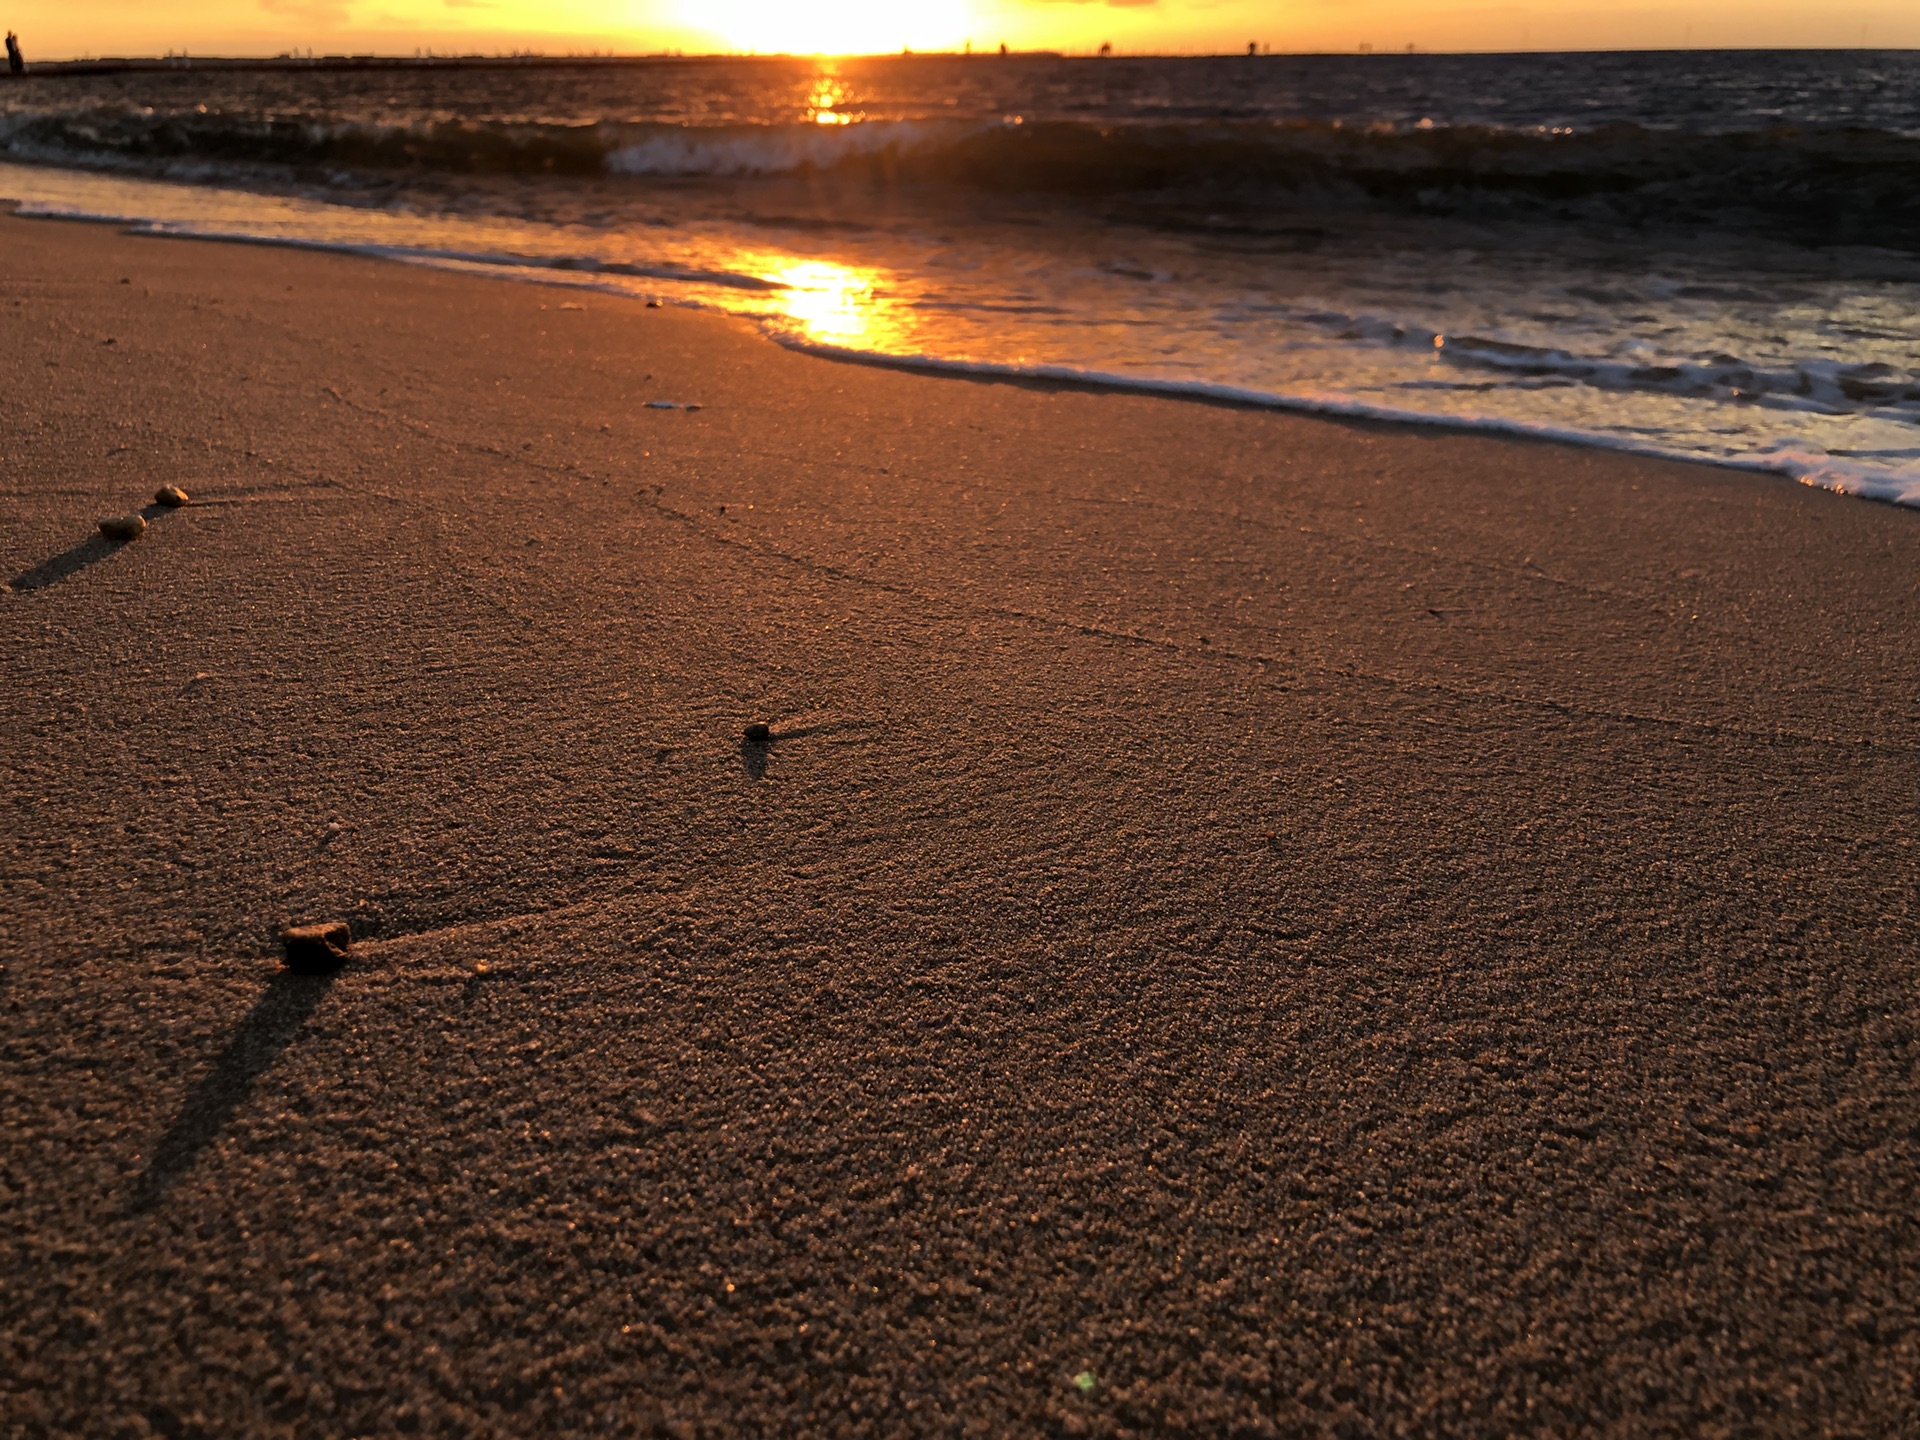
807 77 858 125
764 257 909 350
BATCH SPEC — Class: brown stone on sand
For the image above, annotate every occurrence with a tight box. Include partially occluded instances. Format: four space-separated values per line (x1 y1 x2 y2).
154 485 190 507
743 722 772 744
97 513 146 541
282 921 352 974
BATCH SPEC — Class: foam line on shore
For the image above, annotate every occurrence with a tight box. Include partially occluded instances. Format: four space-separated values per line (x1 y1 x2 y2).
8 201 787 293
760 339 1920 509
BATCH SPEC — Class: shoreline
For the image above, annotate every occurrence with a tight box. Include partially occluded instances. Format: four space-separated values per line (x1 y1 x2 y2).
4 213 1917 1436
775 333 1920 510
11 52 1092 78
7 191 1917 511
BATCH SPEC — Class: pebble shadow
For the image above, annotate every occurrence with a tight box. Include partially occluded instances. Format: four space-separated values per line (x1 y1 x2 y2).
6 504 176 594
128 970 335 1214
7 533 125 592
738 718 878 779
740 736 770 779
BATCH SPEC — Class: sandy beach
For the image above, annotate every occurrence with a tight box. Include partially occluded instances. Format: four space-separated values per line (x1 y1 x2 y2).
3 211 1917 1436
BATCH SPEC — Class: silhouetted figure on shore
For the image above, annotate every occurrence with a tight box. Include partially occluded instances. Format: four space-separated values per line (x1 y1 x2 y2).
6 32 22 75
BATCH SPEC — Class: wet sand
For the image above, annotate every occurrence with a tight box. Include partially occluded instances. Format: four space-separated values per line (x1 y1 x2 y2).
2 212 1917 1437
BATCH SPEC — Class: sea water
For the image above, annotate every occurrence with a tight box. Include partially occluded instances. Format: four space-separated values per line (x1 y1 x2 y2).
4 51 1919 505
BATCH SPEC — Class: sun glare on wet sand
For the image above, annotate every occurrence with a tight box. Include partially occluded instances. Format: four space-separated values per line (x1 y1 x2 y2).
766 258 907 349
682 0 972 55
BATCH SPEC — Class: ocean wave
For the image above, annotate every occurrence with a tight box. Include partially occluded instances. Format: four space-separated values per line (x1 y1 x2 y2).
6 106 1920 246
0 108 621 176
0 106 987 182
605 119 974 177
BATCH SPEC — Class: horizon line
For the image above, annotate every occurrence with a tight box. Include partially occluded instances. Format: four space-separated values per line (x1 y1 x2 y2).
14 43 1920 68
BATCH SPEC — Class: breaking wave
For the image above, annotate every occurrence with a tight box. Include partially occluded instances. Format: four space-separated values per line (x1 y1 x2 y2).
7 105 1920 246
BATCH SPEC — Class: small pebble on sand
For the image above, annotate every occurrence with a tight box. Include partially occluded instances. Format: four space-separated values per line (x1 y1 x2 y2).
154 485 189 507
743 722 772 744
282 921 352 975
98 514 146 541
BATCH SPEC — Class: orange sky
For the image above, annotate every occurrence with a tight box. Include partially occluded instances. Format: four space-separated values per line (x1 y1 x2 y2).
8 0 1919 60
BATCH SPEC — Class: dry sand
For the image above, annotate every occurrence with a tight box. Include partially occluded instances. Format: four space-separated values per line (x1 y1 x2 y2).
2 213 1917 1438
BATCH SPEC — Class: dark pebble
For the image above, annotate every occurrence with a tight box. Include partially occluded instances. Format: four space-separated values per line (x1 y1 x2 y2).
154 485 190 507
282 921 352 974
743 723 772 744
97 514 146 542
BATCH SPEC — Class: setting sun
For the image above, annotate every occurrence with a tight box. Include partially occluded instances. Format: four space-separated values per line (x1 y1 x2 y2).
678 0 973 56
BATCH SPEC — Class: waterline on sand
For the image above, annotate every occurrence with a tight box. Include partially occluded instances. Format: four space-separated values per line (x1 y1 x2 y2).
5 159 1916 509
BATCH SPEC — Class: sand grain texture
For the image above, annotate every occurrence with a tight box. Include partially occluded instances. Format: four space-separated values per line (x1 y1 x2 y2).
2 216 1917 1438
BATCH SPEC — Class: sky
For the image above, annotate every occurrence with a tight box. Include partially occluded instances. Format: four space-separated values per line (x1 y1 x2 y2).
7 0 1919 61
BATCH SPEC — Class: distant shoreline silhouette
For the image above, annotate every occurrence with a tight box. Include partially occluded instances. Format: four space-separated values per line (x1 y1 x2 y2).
7 49 1086 80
